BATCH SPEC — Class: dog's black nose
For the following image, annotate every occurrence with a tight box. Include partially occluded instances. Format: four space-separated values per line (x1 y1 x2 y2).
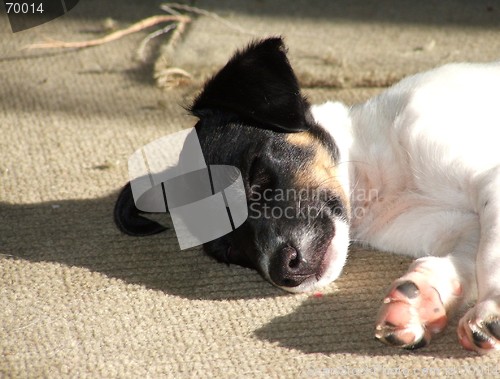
269 246 311 287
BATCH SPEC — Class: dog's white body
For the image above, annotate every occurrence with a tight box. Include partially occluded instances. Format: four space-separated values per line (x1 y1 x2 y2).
313 62 500 353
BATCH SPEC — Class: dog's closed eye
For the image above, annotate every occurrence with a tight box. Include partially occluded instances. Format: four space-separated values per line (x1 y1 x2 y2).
248 157 275 191
326 196 345 218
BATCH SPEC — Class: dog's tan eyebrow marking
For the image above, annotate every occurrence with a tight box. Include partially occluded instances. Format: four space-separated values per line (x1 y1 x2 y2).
286 130 349 213
286 130 336 185
289 136 351 218
286 131 316 146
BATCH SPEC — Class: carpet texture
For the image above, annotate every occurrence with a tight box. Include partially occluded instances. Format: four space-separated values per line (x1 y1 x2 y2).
1 1 500 377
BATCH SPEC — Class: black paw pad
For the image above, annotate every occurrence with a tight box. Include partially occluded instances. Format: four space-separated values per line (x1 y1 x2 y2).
472 329 491 348
396 281 419 299
485 320 500 340
382 333 406 347
404 337 429 350
378 333 429 350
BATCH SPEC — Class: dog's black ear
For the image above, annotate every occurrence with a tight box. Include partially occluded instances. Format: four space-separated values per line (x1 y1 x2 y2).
114 183 168 236
191 37 312 132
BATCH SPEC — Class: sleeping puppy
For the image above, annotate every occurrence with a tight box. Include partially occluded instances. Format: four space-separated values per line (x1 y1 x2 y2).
115 38 500 354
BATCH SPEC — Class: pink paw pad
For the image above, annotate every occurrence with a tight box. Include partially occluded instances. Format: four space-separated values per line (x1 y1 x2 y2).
375 275 449 350
457 301 500 354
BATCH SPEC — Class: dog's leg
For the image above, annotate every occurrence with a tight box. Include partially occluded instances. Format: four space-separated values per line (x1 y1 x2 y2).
457 167 500 354
369 207 479 349
375 254 472 349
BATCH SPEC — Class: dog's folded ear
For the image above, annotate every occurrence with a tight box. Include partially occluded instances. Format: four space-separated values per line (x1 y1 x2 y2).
114 182 168 236
190 37 312 132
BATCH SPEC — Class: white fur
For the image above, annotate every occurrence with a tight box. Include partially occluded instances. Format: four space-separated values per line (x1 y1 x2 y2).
313 62 500 351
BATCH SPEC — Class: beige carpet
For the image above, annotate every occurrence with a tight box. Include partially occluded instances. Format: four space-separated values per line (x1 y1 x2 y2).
1 1 500 377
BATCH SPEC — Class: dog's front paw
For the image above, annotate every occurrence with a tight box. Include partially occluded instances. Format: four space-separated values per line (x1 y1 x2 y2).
457 299 500 354
374 271 450 350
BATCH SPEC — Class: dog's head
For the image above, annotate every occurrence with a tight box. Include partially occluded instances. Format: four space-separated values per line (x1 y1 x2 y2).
190 38 351 292
115 37 351 292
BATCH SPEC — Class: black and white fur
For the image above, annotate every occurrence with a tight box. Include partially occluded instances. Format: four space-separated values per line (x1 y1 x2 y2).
115 38 500 353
